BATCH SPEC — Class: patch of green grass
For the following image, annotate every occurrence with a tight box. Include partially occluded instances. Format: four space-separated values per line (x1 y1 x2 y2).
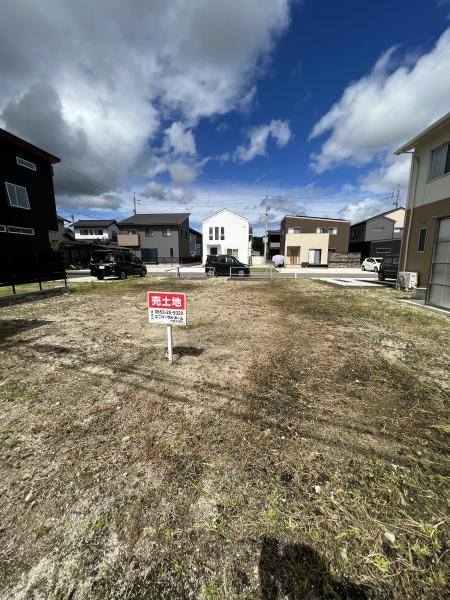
201 583 218 600
0 281 66 297
90 515 108 532
0 385 42 404
250 266 277 273
367 554 390 574
2 438 19 448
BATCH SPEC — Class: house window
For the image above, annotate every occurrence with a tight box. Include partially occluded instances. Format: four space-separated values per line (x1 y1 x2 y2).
220 227 225 240
215 226 219 240
288 227 301 234
316 227 337 234
209 227 213 241
0 224 6 233
329 248 336 253
5 182 31 209
111 230 117 241
7 225 35 235
308 249 322 264
372 227 384 232
95 229 103 235
429 141 450 181
417 228 427 252
16 156 37 171
163 228 171 237
145 228 155 237
122 228 137 235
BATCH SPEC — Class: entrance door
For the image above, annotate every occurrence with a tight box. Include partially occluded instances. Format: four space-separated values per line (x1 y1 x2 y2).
141 248 158 263
287 246 300 265
428 217 450 310
308 249 321 265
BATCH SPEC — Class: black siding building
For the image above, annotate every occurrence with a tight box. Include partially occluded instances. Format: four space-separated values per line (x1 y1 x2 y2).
0 129 64 283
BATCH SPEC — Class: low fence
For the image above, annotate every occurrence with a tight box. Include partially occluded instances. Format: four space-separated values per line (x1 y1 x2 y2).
143 255 202 265
1 250 67 294
328 252 361 268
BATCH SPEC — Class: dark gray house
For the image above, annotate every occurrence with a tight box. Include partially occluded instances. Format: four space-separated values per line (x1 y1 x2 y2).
349 208 405 259
189 227 202 258
117 213 191 263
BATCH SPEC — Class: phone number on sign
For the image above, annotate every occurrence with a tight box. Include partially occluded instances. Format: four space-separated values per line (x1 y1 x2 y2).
151 309 185 316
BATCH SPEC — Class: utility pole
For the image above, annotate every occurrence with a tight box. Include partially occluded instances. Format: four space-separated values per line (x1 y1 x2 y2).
393 186 400 209
263 193 270 263
70 213 75 230
133 192 137 215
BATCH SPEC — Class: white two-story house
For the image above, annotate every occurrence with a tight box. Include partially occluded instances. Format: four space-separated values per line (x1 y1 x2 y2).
202 209 251 264
73 219 119 243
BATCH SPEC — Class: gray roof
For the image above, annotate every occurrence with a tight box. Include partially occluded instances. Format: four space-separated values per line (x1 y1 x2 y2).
73 219 116 227
118 213 189 226
282 215 350 222
350 207 405 228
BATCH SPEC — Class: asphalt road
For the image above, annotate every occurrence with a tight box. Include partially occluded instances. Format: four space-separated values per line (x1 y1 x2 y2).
67 269 380 281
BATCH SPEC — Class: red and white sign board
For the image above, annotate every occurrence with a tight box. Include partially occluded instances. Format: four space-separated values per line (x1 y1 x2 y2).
148 291 187 326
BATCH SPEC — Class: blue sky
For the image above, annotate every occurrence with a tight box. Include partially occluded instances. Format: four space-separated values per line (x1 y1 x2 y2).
1 0 449 232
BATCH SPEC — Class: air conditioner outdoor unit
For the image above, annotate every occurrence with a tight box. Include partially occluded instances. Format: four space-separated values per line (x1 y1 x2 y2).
398 271 418 290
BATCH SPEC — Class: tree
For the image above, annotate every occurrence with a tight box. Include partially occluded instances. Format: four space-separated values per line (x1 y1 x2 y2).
252 236 264 254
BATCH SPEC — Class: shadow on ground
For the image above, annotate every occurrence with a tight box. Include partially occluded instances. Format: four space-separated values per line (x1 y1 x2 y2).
174 346 204 357
259 537 382 600
0 319 52 345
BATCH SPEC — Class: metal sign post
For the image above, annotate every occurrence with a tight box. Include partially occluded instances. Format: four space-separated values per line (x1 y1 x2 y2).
148 291 187 364
167 324 174 364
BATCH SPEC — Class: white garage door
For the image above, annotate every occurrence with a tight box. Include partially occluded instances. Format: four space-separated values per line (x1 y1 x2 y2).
428 217 450 310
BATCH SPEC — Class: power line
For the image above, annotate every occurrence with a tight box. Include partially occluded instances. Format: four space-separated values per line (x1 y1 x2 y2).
55 164 136 202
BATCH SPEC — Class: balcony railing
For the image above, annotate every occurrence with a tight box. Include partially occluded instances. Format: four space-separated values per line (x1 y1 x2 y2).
117 233 139 247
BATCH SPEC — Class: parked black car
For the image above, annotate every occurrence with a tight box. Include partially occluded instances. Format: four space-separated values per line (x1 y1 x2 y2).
205 254 250 277
378 255 399 281
91 250 147 280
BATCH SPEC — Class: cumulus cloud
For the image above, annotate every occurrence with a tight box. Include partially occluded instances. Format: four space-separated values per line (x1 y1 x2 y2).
309 28 450 173
235 119 292 162
163 122 197 156
359 153 411 196
339 198 385 223
142 182 168 202
0 0 292 209
169 162 198 186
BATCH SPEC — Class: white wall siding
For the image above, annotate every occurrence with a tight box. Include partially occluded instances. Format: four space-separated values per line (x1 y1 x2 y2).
202 209 250 264
74 224 119 241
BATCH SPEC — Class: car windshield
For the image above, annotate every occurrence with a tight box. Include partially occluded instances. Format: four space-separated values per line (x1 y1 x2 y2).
91 251 111 263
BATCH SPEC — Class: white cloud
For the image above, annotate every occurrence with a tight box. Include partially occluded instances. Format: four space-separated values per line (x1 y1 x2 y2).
310 28 450 173
0 0 292 209
163 122 196 156
142 181 167 201
169 162 198 186
339 198 385 223
235 119 292 162
359 153 411 196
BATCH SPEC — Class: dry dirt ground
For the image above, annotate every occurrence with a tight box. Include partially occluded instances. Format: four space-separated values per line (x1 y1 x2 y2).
0 278 448 600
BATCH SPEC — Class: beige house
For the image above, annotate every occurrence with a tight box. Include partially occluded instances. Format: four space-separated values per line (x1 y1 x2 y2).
280 215 351 266
395 113 450 310
285 232 329 265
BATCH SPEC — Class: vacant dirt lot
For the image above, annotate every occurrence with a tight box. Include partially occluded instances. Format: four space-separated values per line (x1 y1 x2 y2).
0 279 448 599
